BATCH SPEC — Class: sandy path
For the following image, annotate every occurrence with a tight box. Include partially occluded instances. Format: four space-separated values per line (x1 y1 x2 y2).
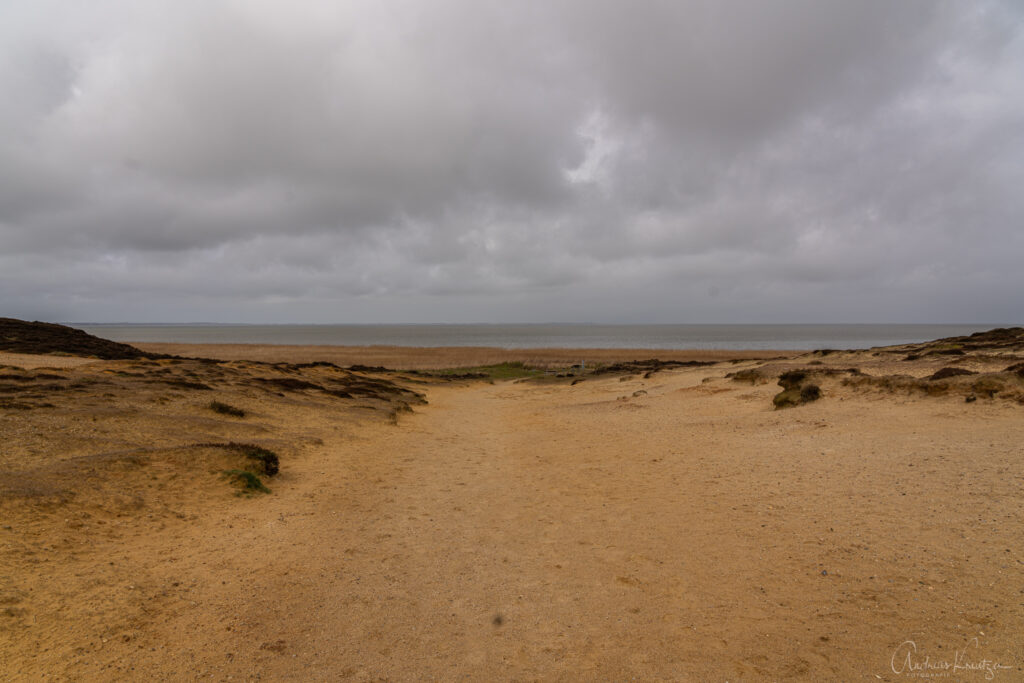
15 368 1022 680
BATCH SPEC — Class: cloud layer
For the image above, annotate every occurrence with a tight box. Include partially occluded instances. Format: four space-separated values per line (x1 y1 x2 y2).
2 0 1022 322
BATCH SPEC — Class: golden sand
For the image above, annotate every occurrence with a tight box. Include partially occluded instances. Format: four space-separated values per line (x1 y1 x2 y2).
2 344 1022 680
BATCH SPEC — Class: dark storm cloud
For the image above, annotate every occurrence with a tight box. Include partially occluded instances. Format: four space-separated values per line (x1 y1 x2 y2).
1 0 1022 322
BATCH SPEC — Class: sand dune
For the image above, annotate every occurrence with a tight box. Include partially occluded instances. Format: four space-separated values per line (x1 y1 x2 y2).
2 338 1023 680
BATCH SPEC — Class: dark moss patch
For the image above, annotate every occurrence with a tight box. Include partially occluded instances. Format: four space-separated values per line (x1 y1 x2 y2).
927 367 977 381
209 401 246 418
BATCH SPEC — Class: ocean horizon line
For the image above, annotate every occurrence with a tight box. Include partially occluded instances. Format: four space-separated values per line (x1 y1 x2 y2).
65 322 1013 352
64 321 1011 327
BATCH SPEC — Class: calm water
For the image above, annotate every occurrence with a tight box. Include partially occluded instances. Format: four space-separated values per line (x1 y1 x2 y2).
68 324 1002 351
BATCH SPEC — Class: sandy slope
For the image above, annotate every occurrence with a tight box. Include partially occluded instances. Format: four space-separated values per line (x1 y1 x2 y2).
3 356 1023 680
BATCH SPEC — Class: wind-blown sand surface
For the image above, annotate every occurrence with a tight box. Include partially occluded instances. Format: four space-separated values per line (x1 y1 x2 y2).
2 337 1023 680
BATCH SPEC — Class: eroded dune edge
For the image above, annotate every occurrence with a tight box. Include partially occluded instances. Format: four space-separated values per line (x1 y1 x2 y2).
2 324 1023 680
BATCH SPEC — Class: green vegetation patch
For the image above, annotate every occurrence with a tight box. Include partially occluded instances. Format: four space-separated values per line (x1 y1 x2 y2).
222 469 270 495
430 362 544 381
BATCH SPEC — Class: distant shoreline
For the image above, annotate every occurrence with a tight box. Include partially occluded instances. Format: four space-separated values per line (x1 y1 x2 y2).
132 342 796 370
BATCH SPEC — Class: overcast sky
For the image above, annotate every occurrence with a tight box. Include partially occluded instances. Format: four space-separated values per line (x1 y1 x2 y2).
2 1 1022 323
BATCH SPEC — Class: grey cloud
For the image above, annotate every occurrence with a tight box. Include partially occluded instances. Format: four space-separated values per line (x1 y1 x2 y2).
1 0 1022 323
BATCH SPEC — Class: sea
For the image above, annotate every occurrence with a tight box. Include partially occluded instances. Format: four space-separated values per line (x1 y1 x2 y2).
67 323 1004 351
